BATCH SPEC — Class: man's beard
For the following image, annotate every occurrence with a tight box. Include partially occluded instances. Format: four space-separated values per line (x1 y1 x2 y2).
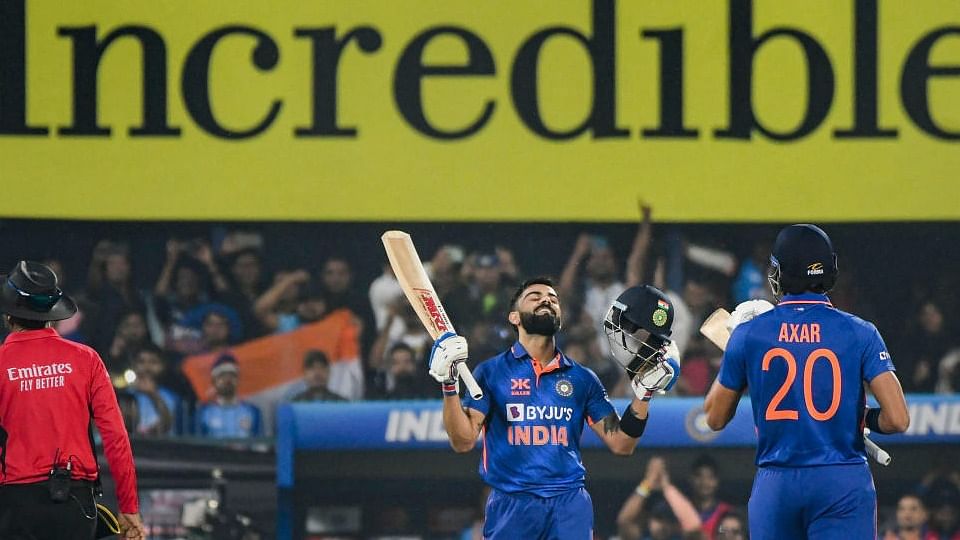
520 310 561 336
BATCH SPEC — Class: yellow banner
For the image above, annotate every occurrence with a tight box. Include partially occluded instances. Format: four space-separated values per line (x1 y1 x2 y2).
1 0 958 221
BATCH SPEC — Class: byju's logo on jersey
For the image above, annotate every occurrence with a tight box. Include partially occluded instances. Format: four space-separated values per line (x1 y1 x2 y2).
506 403 525 422
510 378 531 396
806 262 825 275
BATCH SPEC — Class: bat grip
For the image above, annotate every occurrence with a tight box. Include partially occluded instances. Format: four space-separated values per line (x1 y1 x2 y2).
456 362 484 400
864 434 892 466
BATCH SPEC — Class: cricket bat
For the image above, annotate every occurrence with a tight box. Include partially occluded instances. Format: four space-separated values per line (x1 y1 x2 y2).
381 231 483 400
699 307 891 466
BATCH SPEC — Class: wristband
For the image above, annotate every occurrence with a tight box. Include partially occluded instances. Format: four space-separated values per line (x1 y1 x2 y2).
441 382 458 397
619 406 648 438
865 408 890 435
634 481 651 498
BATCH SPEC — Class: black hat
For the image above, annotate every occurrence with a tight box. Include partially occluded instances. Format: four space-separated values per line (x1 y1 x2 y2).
0 261 77 321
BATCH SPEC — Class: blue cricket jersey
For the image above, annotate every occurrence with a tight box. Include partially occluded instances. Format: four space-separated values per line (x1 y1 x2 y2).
462 342 616 497
718 293 895 467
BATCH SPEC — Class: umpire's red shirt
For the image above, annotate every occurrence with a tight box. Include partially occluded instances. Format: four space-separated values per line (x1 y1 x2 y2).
0 328 138 513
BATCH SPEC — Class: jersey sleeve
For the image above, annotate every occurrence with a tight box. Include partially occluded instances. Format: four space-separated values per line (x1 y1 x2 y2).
718 324 749 391
583 367 616 425
461 362 490 416
861 322 895 382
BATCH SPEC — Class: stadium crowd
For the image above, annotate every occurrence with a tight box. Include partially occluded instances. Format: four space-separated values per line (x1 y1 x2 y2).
2 211 958 538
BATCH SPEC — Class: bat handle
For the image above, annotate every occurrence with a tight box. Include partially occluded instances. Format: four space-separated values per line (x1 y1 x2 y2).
864 434 892 466
456 362 484 400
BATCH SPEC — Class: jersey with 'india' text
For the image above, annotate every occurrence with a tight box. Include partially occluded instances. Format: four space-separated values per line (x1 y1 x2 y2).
463 341 615 497
718 293 895 467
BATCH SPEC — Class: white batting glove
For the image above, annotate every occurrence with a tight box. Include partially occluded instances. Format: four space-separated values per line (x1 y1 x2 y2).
428 331 469 384
630 341 681 401
726 299 775 332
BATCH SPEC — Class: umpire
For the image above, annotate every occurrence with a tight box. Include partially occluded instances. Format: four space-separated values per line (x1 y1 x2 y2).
0 261 145 539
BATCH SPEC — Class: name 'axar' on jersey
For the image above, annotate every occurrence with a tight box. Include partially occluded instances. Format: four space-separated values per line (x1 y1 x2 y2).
463 342 615 497
718 293 895 467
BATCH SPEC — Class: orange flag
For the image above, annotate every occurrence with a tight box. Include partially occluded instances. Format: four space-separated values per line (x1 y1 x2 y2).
181 308 360 400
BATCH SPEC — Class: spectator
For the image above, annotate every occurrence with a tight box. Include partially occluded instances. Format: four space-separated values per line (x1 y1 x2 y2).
674 336 720 396
897 301 954 393
377 343 432 400
320 256 377 355
559 203 652 359
713 510 748 540
618 456 704 540
458 251 517 362
153 241 239 355
85 240 148 355
126 345 180 436
464 252 513 324
195 308 238 354
936 349 960 394
106 310 152 377
730 239 774 305
253 269 318 333
290 350 346 402
925 479 960 540
369 299 432 378
196 354 261 438
368 263 404 332
883 493 936 540
688 455 735 537
219 247 269 340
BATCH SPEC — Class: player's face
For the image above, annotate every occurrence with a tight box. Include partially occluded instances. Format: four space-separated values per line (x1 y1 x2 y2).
515 284 562 336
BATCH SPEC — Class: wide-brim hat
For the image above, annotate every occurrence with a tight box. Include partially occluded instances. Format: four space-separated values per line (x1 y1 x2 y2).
0 261 78 321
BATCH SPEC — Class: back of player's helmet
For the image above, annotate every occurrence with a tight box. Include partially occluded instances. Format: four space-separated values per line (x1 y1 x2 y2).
768 224 838 299
603 285 673 376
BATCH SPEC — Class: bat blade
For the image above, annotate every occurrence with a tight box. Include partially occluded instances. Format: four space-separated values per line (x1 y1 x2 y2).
700 308 732 351
381 230 483 399
381 230 454 339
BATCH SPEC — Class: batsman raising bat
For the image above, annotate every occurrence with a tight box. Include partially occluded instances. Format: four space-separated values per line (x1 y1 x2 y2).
432 278 681 539
703 224 910 540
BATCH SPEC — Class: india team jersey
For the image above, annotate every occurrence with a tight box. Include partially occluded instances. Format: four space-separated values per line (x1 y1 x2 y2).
463 342 615 497
718 293 895 467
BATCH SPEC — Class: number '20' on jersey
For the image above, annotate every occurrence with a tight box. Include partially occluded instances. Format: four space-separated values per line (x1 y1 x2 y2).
718 293 895 467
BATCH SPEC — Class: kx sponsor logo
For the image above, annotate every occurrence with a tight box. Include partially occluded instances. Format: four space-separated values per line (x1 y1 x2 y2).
511 378 531 396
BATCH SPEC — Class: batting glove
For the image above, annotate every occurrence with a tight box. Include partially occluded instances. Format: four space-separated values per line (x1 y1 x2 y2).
428 331 469 384
631 341 681 401
726 299 775 332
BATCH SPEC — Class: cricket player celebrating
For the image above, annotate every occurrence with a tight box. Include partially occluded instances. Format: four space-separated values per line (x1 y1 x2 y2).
432 277 681 539
704 224 910 539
